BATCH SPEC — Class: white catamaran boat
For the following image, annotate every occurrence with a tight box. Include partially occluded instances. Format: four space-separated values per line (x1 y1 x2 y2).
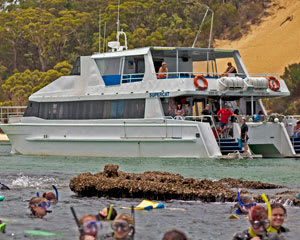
1 36 296 158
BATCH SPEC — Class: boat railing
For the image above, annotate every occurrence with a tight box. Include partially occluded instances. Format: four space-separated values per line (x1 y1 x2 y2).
184 115 220 141
121 73 145 84
0 106 27 123
284 115 300 119
157 72 281 79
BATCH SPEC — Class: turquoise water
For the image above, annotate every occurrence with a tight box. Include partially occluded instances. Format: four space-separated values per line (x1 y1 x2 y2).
0 154 300 239
1 155 300 184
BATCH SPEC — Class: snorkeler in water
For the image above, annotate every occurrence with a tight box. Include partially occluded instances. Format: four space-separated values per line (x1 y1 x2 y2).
102 213 135 240
96 205 118 221
79 214 100 240
233 205 280 240
162 229 187 240
269 203 289 238
234 191 256 215
41 185 59 202
28 197 52 218
0 182 10 190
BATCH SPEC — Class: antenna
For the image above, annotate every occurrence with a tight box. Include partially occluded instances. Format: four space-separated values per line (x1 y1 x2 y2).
192 5 214 49
108 0 128 52
192 7 209 48
117 0 120 42
208 10 214 49
206 8 214 74
99 10 101 53
103 22 106 53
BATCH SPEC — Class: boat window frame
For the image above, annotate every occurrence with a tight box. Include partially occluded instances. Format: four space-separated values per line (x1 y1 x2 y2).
24 99 146 120
150 47 246 76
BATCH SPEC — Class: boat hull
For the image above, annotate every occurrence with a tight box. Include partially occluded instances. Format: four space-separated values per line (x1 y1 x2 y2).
0 119 222 158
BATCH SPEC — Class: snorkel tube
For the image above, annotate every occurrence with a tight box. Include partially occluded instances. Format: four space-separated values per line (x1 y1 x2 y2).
0 183 10 190
107 204 114 220
70 206 85 239
131 205 135 239
237 190 245 209
0 220 6 233
261 193 272 231
52 185 59 201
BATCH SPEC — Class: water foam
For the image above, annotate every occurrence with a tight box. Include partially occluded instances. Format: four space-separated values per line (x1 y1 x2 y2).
12 174 58 188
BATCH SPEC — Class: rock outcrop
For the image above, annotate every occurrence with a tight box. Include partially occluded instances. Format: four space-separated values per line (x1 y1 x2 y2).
69 164 300 205
70 164 237 202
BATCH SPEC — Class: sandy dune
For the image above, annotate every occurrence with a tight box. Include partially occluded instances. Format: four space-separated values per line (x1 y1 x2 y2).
215 0 300 75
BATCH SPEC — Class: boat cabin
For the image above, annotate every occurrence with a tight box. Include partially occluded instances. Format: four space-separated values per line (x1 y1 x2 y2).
24 47 289 122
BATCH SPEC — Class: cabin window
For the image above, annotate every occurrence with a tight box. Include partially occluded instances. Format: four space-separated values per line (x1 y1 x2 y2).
24 101 40 117
24 99 145 120
95 58 122 86
122 56 145 83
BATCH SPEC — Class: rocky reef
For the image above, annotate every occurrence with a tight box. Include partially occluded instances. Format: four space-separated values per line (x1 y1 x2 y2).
69 164 300 206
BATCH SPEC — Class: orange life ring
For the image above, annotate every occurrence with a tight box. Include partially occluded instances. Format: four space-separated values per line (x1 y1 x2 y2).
268 76 280 91
194 75 208 90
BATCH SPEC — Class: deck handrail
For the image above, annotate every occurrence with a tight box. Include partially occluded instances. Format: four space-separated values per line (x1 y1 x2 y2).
184 115 220 141
156 72 281 79
0 106 27 123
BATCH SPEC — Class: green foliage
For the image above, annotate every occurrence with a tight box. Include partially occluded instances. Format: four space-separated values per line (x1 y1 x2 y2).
1 61 72 105
0 0 268 104
264 63 300 114
0 62 7 80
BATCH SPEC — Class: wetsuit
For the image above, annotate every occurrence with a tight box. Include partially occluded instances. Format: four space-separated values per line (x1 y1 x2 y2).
233 228 280 240
269 226 289 240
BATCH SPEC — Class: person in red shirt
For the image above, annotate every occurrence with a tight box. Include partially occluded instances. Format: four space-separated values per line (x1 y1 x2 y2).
217 104 236 137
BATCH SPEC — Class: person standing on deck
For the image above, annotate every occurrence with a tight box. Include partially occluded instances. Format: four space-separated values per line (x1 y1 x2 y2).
184 103 191 117
201 104 212 124
293 121 300 137
240 117 249 155
174 103 185 120
217 104 236 138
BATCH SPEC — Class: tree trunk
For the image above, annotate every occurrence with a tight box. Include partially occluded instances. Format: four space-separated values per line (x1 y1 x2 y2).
12 44 17 71
8 39 17 71
38 47 46 72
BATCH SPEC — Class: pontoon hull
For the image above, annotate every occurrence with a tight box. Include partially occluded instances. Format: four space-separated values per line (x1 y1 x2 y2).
0 119 222 158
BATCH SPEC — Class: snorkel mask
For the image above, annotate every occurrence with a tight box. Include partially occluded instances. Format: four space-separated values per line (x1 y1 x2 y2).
237 190 256 213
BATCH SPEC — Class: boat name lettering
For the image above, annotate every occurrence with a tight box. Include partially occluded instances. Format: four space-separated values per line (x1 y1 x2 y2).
149 92 170 98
